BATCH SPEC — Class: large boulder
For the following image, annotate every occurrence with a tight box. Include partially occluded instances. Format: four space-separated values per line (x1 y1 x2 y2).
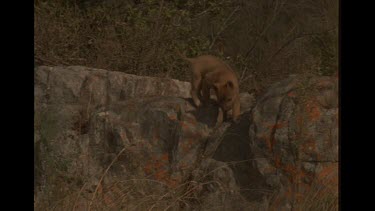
34 66 256 210
34 66 337 210
248 74 338 208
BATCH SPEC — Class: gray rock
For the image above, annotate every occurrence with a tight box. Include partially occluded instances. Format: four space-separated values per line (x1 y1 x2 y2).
248 74 338 204
34 66 338 210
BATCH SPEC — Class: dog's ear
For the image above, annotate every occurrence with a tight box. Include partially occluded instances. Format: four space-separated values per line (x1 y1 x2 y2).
226 81 233 88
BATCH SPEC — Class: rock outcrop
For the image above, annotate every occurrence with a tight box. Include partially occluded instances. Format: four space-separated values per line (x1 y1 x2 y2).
34 66 337 210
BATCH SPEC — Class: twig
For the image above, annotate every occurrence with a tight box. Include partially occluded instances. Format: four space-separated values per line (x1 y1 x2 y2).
208 6 240 50
162 185 200 211
266 27 337 63
72 182 87 211
239 67 249 82
244 0 284 59
240 27 337 84
35 55 70 66
192 0 227 20
147 191 171 211
88 147 127 211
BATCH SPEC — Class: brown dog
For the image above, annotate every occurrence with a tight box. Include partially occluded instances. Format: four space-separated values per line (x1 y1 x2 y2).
178 53 240 125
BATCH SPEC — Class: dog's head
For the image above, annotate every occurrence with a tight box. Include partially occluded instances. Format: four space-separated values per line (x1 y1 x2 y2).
213 81 237 110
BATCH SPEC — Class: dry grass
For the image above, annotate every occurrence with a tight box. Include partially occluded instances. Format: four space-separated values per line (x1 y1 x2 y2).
34 0 338 94
294 169 338 211
34 175 338 210
34 144 338 211
34 154 234 210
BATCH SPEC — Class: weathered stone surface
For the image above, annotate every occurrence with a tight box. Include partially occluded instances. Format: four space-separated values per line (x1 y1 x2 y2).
88 96 212 186
248 75 338 205
34 66 337 210
34 65 191 106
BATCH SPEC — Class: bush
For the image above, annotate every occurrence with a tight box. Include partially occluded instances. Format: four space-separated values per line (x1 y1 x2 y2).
35 0 338 93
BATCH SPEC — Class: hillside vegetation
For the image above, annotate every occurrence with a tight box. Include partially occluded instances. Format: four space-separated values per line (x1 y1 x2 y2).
35 0 338 93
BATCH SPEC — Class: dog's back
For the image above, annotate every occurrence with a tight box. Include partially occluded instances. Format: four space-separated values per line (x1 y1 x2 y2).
184 55 232 76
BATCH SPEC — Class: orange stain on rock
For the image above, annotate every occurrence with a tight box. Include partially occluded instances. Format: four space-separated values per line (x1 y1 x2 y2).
261 165 277 175
309 106 321 121
282 164 309 186
288 91 297 97
160 153 169 162
274 154 281 168
154 169 168 181
283 164 298 178
152 127 160 141
143 154 170 178
143 162 153 175
297 114 304 125
185 116 197 124
305 100 321 121
169 114 177 120
267 121 286 130
167 179 178 188
301 139 316 153
316 163 338 185
259 134 272 152
155 159 166 169
275 122 285 129
179 121 190 130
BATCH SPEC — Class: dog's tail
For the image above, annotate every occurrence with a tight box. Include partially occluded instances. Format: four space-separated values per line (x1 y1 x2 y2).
175 48 194 63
